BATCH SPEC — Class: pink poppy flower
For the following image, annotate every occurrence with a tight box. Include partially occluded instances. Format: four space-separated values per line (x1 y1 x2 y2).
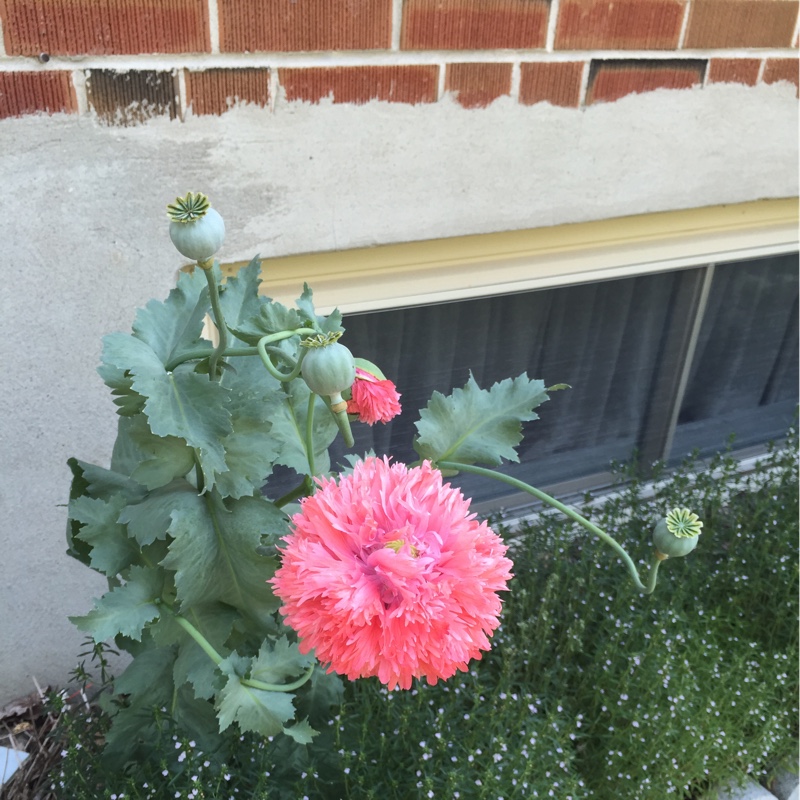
271 457 513 690
346 367 401 425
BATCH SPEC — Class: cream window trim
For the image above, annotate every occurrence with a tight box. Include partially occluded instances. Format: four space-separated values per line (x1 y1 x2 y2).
219 198 799 315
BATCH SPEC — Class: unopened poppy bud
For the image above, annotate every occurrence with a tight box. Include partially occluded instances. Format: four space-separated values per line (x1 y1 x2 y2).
653 508 703 559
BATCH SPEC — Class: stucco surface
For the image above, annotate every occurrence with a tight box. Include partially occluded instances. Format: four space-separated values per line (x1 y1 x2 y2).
0 83 797 702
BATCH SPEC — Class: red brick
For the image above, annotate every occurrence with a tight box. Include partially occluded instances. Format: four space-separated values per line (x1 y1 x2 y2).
401 0 549 50
86 69 178 126
0 0 209 56
0 70 76 118
218 0 391 52
587 59 705 104
684 0 798 49
763 57 799 95
186 68 270 115
519 62 585 107
554 0 686 50
707 58 760 85
279 66 438 105
445 63 512 108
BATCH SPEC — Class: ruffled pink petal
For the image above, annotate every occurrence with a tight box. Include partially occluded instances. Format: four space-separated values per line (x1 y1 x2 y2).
270 457 513 690
346 367 402 425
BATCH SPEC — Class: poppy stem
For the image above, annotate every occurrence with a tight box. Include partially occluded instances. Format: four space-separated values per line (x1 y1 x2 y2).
437 460 661 594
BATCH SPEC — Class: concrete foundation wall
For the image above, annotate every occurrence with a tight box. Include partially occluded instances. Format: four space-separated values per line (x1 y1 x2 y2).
0 81 797 702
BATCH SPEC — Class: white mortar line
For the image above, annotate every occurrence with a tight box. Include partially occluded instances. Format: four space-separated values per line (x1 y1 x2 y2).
0 16 6 57
176 67 188 118
545 0 560 52
757 57 768 83
437 61 446 101
678 0 692 49
0 47 794 72
578 59 591 106
391 0 403 50
510 61 521 101
208 0 220 54
71 69 88 114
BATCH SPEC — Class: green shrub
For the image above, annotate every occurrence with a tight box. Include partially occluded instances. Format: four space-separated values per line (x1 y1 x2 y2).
46 433 798 799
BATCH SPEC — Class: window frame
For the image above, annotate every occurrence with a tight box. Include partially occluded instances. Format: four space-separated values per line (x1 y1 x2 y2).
217 198 799 513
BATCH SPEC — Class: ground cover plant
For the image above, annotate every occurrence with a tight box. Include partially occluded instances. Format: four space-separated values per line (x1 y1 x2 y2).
9 429 796 799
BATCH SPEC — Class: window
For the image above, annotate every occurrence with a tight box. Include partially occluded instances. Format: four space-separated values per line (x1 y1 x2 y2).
250 199 798 510
337 253 798 508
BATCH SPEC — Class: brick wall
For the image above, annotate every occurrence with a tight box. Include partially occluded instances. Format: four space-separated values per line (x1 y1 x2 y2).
0 0 797 122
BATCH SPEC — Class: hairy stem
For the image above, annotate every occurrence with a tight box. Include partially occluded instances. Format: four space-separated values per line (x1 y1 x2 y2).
437 460 660 594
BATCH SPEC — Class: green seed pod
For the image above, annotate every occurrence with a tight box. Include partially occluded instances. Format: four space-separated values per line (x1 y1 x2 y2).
652 508 703 559
167 191 225 263
300 334 356 408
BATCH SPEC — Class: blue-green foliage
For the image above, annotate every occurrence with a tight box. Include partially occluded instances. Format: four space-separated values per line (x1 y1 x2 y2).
64 260 551 773
52 433 798 798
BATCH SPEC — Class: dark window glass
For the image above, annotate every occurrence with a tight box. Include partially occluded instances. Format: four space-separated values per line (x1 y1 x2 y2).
670 253 799 459
338 269 692 505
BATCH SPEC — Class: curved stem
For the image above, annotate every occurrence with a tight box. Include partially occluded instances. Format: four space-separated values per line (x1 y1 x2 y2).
274 475 314 508
321 394 355 448
166 346 258 372
169 608 315 692
172 612 224 666
242 665 315 694
437 460 659 594
194 457 205 494
202 265 228 381
305 392 316 476
256 329 317 383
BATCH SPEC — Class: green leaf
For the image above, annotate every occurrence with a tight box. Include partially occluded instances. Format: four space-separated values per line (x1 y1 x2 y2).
69 494 139 577
66 458 145 569
295 283 343 335
250 637 313 685
114 414 195 490
264 380 338 476
218 258 313 346
217 257 271 345
171 686 224 757
114 646 176 699
118 479 198 547
283 718 318 744
138 370 231 489
414 373 550 467
215 358 282 499
102 332 233 489
68 457 146 503
96 364 147 416
161 492 283 614
131 267 210 367
71 565 163 642
100 705 161 772
216 673 296 736
170 604 239 700
295 669 344 725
